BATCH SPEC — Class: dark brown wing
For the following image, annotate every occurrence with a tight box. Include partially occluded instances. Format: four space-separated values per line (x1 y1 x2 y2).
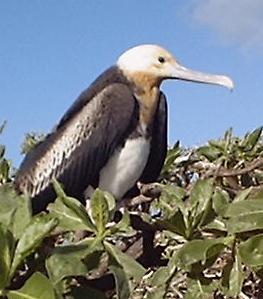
140 92 167 182
15 82 138 212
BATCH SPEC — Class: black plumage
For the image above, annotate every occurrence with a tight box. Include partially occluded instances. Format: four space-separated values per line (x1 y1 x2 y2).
15 66 167 213
15 44 233 213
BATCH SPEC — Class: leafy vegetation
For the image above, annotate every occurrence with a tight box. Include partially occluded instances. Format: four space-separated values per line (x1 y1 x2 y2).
0 125 262 298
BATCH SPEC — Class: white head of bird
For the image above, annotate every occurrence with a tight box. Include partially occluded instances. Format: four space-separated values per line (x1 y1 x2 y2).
117 44 234 90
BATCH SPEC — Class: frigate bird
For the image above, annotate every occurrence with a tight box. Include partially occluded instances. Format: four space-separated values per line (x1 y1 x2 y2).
15 44 233 213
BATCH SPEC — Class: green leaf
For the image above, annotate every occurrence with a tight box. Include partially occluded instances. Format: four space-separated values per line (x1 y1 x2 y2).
189 179 215 230
241 127 262 151
233 187 253 202
208 140 225 152
212 188 230 216
197 145 222 161
48 197 94 232
203 217 227 232
11 194 31 239
224 199 263 217
0 145 5 159
146 265 176 299
175 237 231 268
228 251 244 297
0 121 6 135
160 185 186 213
250 188 263 200
239 234 263 267
46 238 103 286
7 272 55 299
224 199 263 233
150 266 171 286
106 242 137 299
10 214 58 278
20 132 46 155
189 178 214 216
145 286 166 299
0 159 10 184
0 225 15 290
91 189 109 235
184 277 219 299
162 142 181 173
103 191 116 214
0 184 20 228
0 184 32 239
110 210 131 234
223 127 233 150
157 209 187 238
221 248 244 297
108 261 130 299
226 213 263 234
49 180 95 232
104 241 146 281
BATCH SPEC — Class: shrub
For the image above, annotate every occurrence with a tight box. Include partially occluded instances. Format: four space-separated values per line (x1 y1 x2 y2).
0 126 262 299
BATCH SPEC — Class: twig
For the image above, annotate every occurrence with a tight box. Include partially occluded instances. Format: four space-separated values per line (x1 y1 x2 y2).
240 291 251 299
126 195 153 207
119 182 163 208
137 182 163 198
205 158 263 178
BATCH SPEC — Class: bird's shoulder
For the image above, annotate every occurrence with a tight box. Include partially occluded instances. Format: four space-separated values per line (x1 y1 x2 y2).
56 66 134 130
15 67 138 199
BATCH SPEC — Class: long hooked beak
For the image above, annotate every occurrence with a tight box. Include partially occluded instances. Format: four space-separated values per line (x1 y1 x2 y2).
169 62 234 90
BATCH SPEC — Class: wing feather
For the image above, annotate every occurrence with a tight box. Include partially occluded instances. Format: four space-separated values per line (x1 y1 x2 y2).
140 92 168 182
15 83 137 211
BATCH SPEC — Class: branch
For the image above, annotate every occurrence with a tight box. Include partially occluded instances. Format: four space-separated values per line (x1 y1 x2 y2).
204 158 263 178
137 182 163 197
119 182 162 208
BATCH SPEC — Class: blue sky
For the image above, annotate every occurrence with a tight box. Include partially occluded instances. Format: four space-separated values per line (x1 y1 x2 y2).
0 0 262 167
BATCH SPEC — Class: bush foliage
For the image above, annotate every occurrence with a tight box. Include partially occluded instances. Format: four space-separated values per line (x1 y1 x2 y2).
0 125 262 299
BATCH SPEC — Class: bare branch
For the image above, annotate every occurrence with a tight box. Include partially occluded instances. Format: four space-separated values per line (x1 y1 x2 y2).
205 158 263 178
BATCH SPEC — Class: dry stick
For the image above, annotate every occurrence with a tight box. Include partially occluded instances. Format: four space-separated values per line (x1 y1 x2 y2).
120 182 162 208
137 182 163 197
126 195 153 206
204 158 263 178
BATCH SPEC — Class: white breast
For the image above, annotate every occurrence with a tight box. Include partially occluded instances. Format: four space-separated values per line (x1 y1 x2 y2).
87 137 150 199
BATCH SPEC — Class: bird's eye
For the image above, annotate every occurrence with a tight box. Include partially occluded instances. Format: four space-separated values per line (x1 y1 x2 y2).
158 56 166 64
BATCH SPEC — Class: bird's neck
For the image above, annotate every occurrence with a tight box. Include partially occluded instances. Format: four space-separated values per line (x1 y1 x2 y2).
127 72 161 127
138 87 160 128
